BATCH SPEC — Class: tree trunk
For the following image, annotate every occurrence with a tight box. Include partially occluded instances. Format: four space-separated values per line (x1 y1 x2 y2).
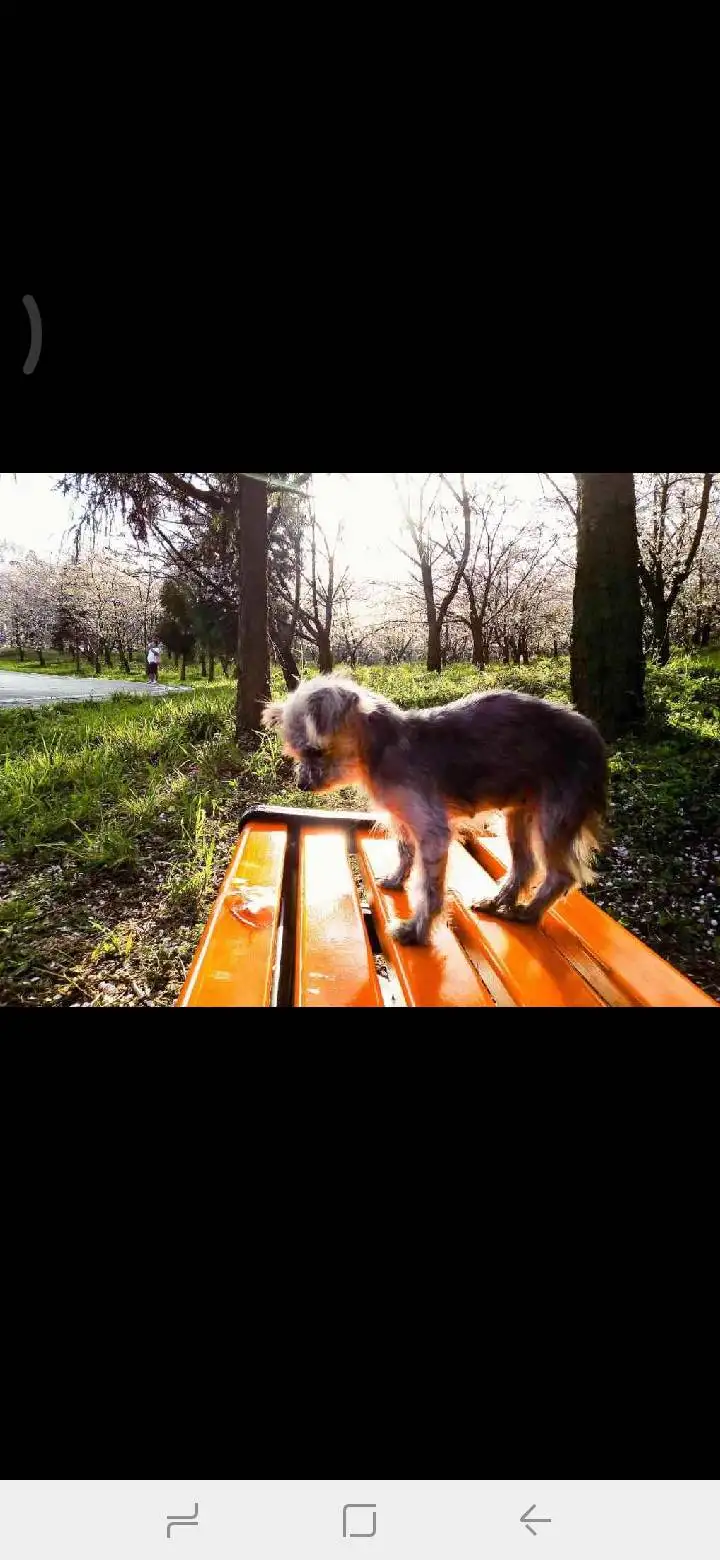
650 598 671 665
426 619 441 672
220 657 229 677
553 637 560 658
316 629 333 675
94 650 101 674
38 648 45 667
173 651 179 668
276 639 301 691
571 473 645 741
200 651 207 678
74 641 81 674
181 653 187 682
208 654 215 681
470 617 486 667
235 475 270 739
104 644 113 667
17 644 24 663
419 559 441 672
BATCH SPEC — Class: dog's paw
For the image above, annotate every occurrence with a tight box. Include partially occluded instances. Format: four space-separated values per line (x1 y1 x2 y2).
389 916 428 946
470 896 505 916
502 903 542 925
471 897 540 925
379 872 406 891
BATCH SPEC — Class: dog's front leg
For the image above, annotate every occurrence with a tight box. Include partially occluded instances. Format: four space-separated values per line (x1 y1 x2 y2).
389 805 449 946
379 830 415 891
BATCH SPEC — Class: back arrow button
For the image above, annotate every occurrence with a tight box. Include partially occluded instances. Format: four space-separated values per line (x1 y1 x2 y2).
521 1504 552 1536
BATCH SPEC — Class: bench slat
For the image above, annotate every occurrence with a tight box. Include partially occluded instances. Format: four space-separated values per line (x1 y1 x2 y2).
469 832 718 1008
445 842 605 1007
357 833 494 1007
295 831 383 1007
177 824 286 1007
177 813 717 1009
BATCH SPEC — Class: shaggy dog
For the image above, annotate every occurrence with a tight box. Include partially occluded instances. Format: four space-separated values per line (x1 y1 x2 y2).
263 676 607 946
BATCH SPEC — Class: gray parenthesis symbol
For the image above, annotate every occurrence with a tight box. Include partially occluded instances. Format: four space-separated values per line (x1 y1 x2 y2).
343 1504 377 1538
22 295 42 375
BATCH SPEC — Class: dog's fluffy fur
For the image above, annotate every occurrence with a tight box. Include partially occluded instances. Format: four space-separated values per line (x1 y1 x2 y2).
263 675 608 945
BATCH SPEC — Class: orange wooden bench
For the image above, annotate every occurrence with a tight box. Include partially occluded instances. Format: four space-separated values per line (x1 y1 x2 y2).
176 806 717 1009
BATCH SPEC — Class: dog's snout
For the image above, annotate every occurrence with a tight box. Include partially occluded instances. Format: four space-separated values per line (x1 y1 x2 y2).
297 761 320 791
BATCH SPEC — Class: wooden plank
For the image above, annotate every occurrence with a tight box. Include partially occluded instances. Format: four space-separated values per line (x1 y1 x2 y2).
357 833 494 1007
176 824 286 1007
295 830 383 1007
445 842 604 1007
469 833 718 1009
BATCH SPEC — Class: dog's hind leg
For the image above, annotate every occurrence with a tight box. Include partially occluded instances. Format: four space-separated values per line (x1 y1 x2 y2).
471 808 536 916
379 829 415 891
502 793 577 924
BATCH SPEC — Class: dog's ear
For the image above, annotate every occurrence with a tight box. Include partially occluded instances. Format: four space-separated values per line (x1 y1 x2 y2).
261 700 285 730
307 680 360 738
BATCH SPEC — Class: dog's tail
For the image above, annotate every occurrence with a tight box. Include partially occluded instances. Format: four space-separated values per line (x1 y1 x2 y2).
370 808 394 840
534 724 608 890
567 809 606 887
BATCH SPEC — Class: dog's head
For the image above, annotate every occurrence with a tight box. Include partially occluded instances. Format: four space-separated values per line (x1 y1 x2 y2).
262 676 371 793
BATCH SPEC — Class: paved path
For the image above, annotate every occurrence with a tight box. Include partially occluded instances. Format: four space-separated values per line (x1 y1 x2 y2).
0 672 192 708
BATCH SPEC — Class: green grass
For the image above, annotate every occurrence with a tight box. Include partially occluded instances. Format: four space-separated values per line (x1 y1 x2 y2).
0 679 296 868
0 666 358 1006
1 653 719 1005
0 647 214 684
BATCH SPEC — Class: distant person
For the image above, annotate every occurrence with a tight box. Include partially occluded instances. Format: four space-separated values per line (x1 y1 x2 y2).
147 642 162 684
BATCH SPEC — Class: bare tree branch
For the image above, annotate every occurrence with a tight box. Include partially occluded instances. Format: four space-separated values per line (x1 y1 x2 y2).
668 472 714 602
540 473 578 527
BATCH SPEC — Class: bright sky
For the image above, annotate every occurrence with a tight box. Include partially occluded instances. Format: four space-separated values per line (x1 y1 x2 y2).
0 474 76 560
311 472 562 588
0 472 564 581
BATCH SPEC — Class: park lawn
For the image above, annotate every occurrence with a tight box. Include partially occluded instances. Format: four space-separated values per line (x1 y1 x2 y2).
1 656 719 1007
0 648 209 684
